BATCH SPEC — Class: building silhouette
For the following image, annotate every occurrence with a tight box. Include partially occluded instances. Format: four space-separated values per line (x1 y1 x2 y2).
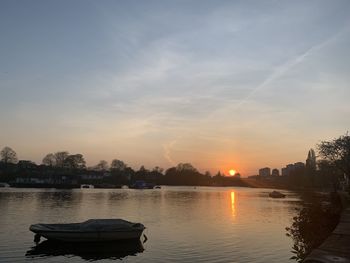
259 167 271 177
281 162 305 176
282 164 294 176
280 149 316 177
294 162 305 169
306 149 317 170
272 168 280 176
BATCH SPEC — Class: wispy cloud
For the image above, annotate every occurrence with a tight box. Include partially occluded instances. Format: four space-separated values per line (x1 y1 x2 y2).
162 140 177 166
1 1 350 174
234 26 349 109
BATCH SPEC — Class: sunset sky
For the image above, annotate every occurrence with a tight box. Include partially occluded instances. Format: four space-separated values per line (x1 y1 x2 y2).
1 0 350 175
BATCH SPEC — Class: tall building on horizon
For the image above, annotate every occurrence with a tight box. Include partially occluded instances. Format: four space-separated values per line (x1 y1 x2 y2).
259 167 271 177
272 168 279 176
281 162 305 176
306 148 317 170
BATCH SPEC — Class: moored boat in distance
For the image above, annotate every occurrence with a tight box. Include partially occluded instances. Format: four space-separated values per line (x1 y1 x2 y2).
30 219 145 242
80 184 94 189
130 180 155 189
269 191 286 198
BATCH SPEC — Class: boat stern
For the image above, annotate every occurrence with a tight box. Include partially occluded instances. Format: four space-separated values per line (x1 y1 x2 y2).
30 224 52 234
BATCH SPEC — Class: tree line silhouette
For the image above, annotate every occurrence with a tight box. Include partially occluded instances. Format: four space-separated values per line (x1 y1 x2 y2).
0 132 349 189
0 147 246 187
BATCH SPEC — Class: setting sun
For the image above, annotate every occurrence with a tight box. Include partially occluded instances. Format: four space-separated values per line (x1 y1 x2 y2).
229 169 236 176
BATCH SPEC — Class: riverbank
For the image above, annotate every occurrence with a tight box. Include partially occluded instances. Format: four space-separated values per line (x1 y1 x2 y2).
3 174 344 194
241 178 287 189
303 192 350 263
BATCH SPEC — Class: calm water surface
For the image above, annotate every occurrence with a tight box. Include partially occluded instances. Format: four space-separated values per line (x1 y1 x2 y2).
0 187 301 262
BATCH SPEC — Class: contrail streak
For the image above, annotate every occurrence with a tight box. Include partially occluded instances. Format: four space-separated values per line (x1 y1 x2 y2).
234 27 348 109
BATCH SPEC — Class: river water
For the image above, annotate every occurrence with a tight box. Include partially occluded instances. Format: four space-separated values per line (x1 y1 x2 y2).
0 186 301 262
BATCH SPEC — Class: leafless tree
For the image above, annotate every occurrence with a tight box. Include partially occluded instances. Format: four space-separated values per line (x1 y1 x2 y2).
95 160 109 171
42 153 56 166
110 159 127 171
0 146 18 164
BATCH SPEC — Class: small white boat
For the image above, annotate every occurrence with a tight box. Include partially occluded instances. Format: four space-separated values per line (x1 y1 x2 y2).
269 191 286 198
80 184 94 189
30 219 145 242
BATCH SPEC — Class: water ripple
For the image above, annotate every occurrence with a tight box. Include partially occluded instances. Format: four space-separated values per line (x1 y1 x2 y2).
0 187 299 262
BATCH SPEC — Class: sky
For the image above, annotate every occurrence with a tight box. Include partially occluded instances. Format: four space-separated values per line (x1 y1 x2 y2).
1 0 350 176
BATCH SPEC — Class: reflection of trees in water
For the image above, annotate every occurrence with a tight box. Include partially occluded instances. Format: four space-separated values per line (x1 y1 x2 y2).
108 192 128 201
164 191 201 204
37 191 77 208
286 193 342 262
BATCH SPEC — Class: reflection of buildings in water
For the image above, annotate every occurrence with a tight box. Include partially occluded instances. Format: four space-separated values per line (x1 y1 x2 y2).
230 191 236 218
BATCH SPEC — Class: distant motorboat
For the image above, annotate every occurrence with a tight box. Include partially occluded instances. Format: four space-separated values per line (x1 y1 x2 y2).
80 184 94 189
154 185 161 189
30 219 145 242
269 191 286 198
130 181 154 189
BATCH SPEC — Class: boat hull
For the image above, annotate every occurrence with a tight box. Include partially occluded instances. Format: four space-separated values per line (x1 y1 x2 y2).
30 219 145 242
33 230 144 242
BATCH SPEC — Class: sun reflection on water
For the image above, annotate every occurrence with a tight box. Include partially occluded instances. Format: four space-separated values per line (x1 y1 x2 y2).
231 191 235 218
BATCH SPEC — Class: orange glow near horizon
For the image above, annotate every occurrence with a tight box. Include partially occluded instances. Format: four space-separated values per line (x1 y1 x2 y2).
229 169 236 176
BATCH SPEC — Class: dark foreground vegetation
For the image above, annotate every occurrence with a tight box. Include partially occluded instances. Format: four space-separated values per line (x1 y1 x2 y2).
286 192 343 262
